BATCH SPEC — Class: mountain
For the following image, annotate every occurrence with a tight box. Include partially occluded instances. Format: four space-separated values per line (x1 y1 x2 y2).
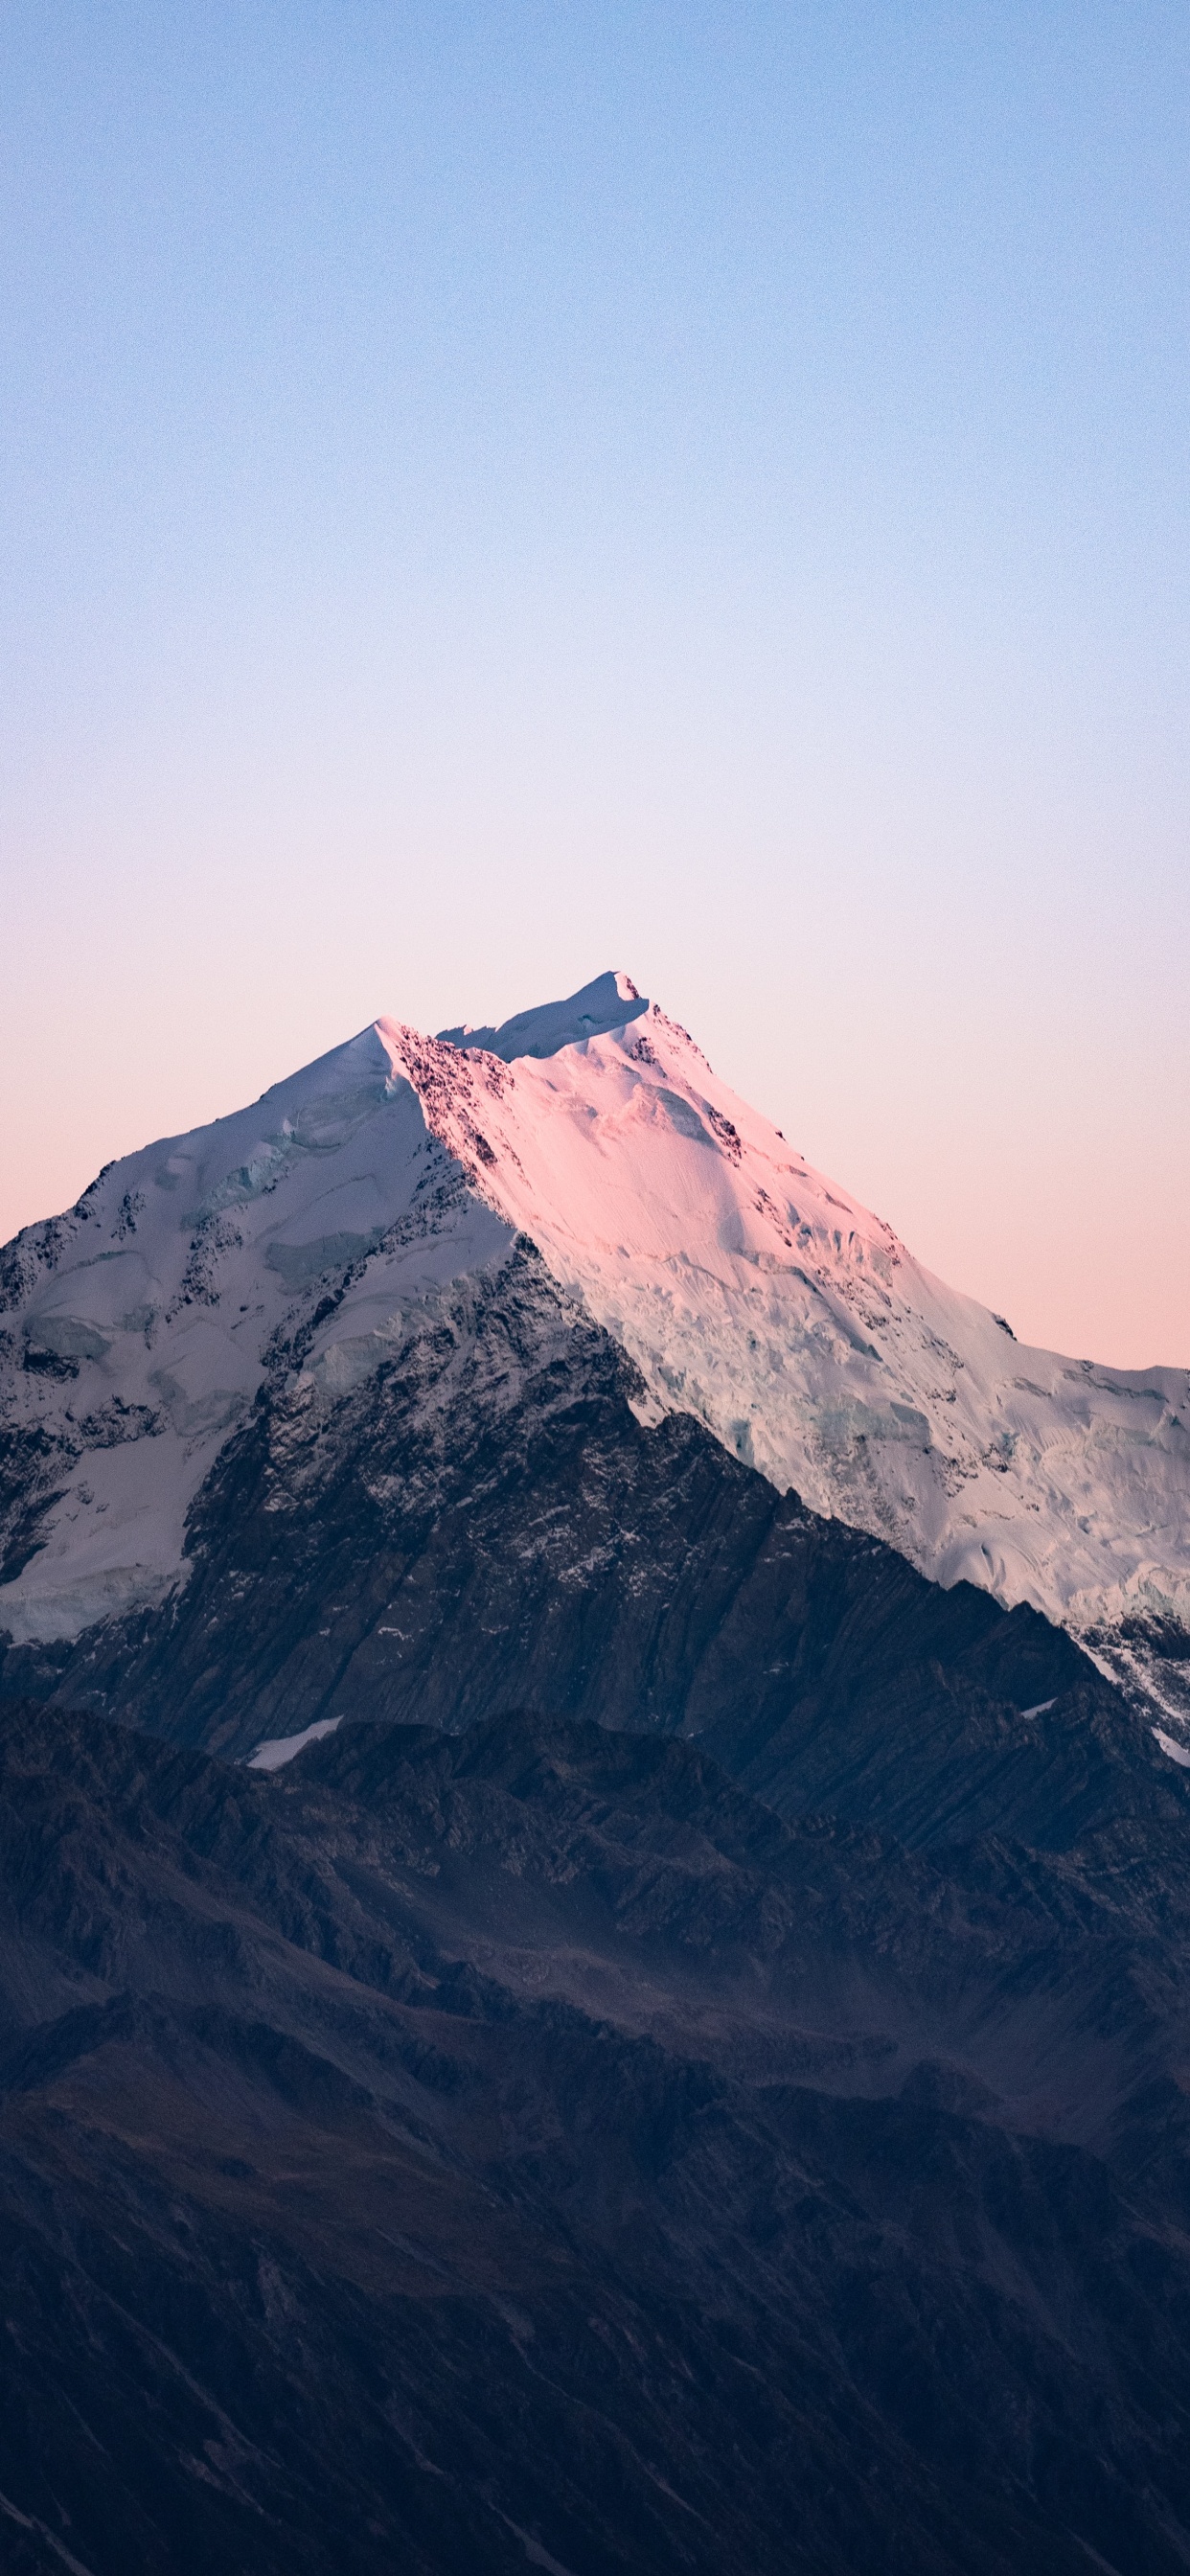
3 973 1190 2573
1 972 1188 1744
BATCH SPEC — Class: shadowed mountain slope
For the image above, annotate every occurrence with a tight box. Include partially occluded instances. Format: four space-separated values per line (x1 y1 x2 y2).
2 1695 1190 2575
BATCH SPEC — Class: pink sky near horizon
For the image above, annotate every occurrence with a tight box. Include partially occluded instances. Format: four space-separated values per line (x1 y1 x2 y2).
2 6 1187 1373
1 879 1184 1375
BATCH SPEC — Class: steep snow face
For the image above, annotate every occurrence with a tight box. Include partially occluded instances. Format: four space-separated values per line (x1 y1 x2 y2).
2 972 1188 1707
369 993 1190 1695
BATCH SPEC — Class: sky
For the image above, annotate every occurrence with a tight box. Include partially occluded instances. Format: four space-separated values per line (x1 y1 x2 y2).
1 1 1187 1368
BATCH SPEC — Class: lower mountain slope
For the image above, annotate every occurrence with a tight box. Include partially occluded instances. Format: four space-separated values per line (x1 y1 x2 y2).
2 1695 1190 2576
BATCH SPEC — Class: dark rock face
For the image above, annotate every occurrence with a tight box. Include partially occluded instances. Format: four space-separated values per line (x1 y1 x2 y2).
2 1696 1190 2576
0 1250 1176 1859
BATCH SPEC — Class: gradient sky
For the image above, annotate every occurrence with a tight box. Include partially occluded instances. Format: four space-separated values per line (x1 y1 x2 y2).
2 2 1187 1368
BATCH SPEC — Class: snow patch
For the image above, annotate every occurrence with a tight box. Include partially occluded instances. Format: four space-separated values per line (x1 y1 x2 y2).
248 1715 344 1771
0 1562 178 1646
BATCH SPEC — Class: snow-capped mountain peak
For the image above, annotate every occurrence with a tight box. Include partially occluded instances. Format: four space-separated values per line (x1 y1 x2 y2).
1 972 1187 1718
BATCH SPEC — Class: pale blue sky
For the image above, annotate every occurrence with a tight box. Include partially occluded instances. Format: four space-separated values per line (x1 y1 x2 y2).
2 3 1187 1363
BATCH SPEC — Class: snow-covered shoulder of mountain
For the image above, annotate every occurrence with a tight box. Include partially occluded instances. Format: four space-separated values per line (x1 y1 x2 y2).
1 969 1187 1714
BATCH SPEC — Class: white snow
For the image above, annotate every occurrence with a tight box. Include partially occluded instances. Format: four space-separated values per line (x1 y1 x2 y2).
1153 1728 1190 1768
3 969 1189 1696
247 1715 344 1771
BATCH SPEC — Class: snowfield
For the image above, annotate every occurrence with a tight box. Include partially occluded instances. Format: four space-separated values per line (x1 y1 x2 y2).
2 970 1187 1714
